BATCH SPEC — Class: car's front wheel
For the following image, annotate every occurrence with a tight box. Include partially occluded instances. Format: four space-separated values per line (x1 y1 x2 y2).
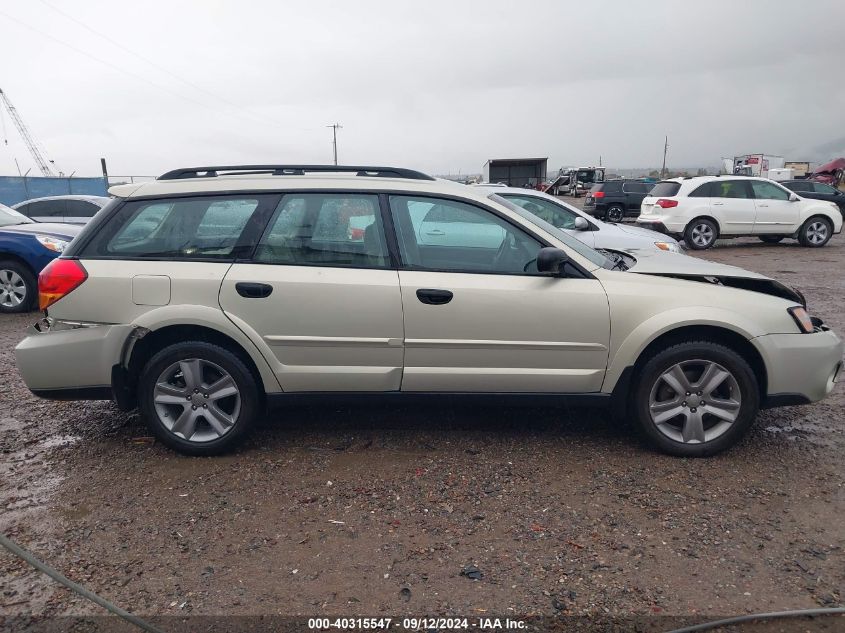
606 204 625 223
138 341 261 456
633 341 759 457
0 260 36 314
797 216 833 247
684 218 719 249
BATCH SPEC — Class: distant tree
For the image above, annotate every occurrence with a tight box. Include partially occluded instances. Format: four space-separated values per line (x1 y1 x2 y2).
696 168 707 176
648 170 660 178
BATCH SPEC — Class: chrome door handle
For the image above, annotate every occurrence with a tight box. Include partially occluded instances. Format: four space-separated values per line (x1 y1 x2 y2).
426 229 445 236
712 202 724 206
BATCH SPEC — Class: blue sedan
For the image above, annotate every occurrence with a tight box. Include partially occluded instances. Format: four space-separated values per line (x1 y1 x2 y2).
0 203 81 313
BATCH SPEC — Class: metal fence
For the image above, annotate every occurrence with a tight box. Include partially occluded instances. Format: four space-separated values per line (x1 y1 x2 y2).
0 176 108 206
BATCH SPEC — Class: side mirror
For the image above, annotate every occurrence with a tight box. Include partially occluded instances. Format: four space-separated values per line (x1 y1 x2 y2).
574 216 589 231
789 193 800 202
536 247 569 275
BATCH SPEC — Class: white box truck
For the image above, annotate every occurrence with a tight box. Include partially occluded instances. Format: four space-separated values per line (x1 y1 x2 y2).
732 154 785 178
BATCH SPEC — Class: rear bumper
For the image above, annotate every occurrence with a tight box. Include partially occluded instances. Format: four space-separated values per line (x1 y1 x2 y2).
634 220 673 236
14 318 133 395
754 329 843 406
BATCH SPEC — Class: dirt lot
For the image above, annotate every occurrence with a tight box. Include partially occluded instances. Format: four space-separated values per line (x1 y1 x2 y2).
1 236 844 630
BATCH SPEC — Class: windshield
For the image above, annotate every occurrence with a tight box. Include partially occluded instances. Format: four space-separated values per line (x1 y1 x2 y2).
0 204 34 227
488 193 609 268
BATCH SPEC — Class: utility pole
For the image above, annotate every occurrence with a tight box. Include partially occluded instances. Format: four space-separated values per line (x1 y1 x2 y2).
326 123 342 165
661 136 668 178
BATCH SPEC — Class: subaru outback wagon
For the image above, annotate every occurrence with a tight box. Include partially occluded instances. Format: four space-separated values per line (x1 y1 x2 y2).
15 165 843 457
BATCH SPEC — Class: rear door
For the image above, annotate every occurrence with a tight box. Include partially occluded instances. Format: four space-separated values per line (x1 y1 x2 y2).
710 179 756 234
622 182 648 212
389 194 610 393
749 180 797 233
219 192 404 392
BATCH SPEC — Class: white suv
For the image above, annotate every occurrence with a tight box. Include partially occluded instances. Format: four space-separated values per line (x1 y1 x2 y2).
14 165 843 458
637 176 842 249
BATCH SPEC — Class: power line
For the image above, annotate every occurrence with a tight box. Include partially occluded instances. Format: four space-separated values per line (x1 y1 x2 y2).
38 0 291 130
0 8 314 134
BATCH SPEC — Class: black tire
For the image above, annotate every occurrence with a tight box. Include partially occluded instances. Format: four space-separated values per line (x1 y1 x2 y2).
606 204 625 223
632 341 760 457
797 216 833 247
683 218 719 250
138 341 262 456
758 235 784 244
0 259 37 314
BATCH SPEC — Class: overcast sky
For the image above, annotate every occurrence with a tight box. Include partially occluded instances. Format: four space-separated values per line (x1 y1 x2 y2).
1 0 843 178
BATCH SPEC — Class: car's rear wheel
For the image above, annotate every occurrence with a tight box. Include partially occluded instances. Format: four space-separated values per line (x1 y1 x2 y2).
758 235 784 244
633 341 759 457
606 204 625 223
138 341 261 456
0 260 36 314
684 218 718 249
797 216 833 247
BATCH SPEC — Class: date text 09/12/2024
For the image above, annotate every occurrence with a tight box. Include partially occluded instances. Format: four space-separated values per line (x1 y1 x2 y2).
307 617 527 630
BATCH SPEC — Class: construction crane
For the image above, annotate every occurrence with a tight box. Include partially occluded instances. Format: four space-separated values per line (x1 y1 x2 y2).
0 87 58 177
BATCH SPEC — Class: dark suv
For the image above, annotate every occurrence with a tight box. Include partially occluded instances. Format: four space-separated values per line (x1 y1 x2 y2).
583 180 653 222
782 180 845 217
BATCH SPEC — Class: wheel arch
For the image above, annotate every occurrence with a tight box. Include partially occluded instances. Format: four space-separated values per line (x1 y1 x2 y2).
0 251 38 275
685 214 721 233
117 322 279 410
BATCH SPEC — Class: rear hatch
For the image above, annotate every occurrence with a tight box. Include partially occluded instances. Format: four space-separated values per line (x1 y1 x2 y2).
583 184 602 209
641 180 682 214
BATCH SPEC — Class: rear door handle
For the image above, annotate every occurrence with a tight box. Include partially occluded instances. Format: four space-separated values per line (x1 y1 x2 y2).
416 288 453 305
426 229 445 236
712 202 725 206
236 282 273 298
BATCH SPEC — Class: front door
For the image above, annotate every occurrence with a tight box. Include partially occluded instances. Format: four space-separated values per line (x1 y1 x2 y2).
219 192 404 392
749 180 798 234
389 194 610 393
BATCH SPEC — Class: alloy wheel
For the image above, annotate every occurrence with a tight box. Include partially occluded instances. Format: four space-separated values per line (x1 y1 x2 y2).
648 359 741 444
0 269 26 309
690 223 714 247
152 358 241 443
806 221 829 245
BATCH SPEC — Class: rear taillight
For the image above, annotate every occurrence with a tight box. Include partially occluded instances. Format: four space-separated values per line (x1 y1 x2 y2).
656 198 678 208
593 191 605 198
38 259 87 310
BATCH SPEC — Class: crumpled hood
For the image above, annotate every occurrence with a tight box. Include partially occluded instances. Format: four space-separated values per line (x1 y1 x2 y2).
621 249 806 305
0 222 81 241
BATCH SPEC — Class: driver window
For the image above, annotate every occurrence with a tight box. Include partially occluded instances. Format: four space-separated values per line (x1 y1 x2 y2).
389 195 542 274
750 181 790 201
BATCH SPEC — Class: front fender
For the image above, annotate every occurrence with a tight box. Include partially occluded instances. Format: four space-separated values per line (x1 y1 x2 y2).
601 306 764 393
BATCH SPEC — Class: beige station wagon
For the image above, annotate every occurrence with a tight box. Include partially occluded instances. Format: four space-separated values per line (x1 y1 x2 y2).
15 165 843 456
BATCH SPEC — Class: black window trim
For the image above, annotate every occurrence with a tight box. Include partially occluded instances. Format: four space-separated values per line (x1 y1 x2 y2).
66 188 595 279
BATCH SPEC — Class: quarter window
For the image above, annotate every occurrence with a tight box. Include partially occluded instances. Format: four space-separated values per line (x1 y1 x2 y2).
254 194 389 268
688 182 713 197
66 200 101 218
389 195 542 274
750 181 790 201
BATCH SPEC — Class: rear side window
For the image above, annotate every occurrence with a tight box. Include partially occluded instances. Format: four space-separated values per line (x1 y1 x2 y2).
253 193 389 269
28 200 66 218
622 182 647 193
66 200 101 218
713 180 751 199
80 195 271 259
649 182 681 197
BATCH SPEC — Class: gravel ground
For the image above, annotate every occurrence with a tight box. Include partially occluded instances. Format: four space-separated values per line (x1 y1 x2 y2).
1 236 844 630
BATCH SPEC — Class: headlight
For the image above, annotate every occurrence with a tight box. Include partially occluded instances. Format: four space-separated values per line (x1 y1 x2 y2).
787 306 814 333
35 235 69 253
655 241 682 253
